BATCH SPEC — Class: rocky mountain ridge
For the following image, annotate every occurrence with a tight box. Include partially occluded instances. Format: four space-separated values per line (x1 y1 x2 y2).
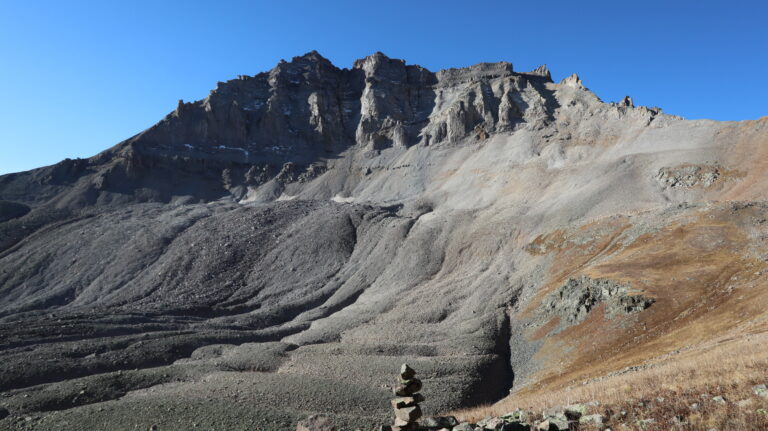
0 51 665 211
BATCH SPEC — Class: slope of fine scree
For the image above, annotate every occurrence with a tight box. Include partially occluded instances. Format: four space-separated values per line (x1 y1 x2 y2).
0 200 516 429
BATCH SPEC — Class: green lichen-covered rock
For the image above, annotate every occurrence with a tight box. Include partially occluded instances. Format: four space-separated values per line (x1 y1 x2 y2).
753 384 768 398
564 403 588 419
422 416 459 428
536 418 568 431
500 410 528 423
579 414 604 425
499 421 530 431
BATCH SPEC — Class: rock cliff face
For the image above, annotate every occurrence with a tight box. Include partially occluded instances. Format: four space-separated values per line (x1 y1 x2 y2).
0 51 562 209
1 52 767 430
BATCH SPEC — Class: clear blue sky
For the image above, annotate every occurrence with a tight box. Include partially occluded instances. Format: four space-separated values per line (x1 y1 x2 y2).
1 0 766 175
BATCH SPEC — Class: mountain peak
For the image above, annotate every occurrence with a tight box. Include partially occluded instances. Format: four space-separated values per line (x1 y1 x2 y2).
352 51 406 72
291 50 331 64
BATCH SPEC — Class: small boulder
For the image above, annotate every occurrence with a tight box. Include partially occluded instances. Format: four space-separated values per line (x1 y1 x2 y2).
753 384 768 398
423 416 459 428
391 394 425 409
482 417 504 429
499 410 528 423
393 418 409 427
400 364 416 380
394 405 422 422
537 415 571 431
393 379 422 396
476 417 492 427
711 396 726 404
297 414 336 431
500 422 530 431
579 414 604 425
0 407 8 420
564 403 587 419
452 423 475 431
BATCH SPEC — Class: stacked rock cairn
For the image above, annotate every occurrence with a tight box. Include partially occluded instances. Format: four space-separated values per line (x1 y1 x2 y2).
391 364 424 431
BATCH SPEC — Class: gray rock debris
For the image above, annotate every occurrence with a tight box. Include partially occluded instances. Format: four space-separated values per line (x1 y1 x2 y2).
296 414 336 431
657 164 721 189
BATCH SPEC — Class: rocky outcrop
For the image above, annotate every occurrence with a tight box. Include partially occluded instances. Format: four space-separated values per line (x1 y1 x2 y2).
656 164 721 189
537 276 655 330
618 95 634 108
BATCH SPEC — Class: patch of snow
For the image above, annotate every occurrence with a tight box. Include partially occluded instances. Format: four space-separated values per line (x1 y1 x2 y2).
277 194 297 201
331 194 355 203
184 144 194 150
216 145 250 158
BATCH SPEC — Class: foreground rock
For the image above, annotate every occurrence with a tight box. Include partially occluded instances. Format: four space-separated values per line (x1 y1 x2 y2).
391 364 424 431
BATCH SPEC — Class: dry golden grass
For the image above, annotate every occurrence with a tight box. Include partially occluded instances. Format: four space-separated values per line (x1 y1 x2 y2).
450 329 768 430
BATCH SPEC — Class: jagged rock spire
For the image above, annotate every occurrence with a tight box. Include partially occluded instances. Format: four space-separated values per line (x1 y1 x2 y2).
560 73 584 88
530 64 552 80
619 95 634 108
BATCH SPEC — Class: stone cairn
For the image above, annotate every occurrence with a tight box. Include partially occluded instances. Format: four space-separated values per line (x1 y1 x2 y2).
391 363 424 431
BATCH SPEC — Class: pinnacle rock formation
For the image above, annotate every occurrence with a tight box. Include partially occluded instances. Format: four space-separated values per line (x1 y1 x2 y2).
1 51 767 430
